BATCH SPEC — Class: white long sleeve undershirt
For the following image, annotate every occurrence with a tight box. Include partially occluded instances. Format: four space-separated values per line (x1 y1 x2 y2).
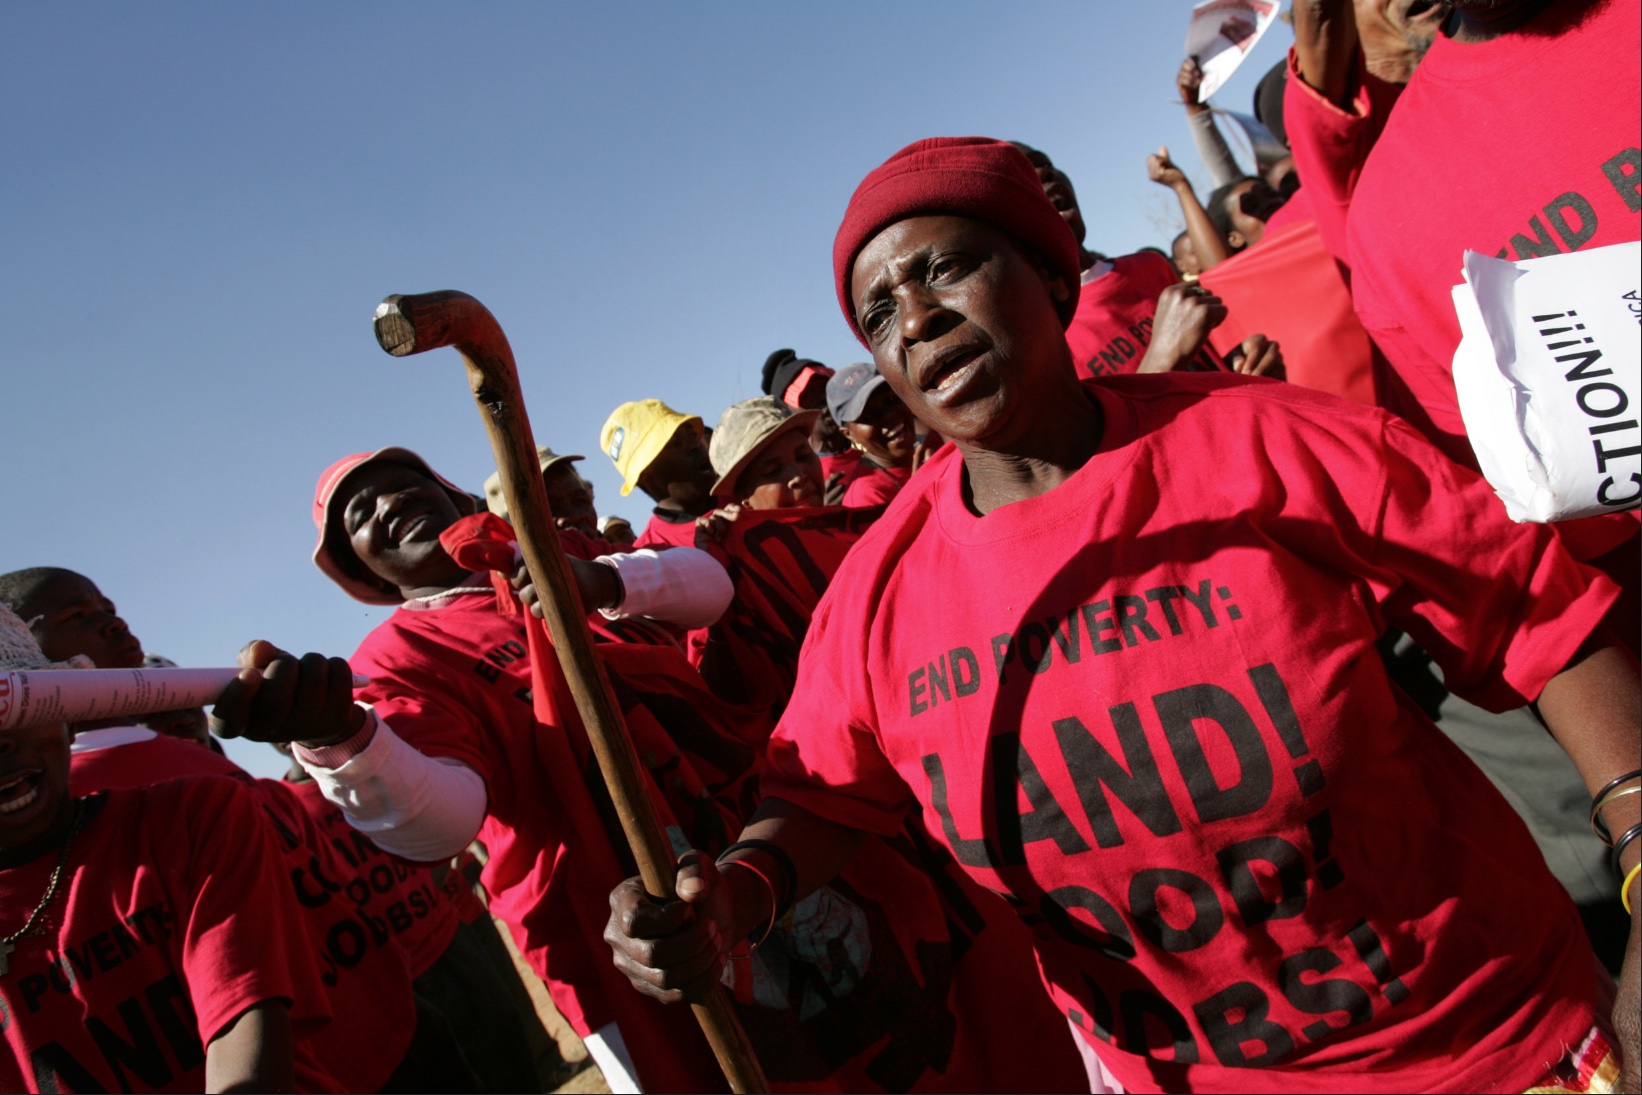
295 544 733 859
594 545 731 629
295 707 488 862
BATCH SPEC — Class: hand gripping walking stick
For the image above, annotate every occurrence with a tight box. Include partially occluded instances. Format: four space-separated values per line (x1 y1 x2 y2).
373 290 769 1094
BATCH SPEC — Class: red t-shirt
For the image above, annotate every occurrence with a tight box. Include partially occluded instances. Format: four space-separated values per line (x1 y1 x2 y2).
690 505 879 720
762 375 1615 1094
348 594 743 1093
818 445 864 491
69 735 417 1093
283 778 462 979
1346 0 1641 469
841 463 911 507
634 509 700 548
0 780 332 1094
1063 251 1183 379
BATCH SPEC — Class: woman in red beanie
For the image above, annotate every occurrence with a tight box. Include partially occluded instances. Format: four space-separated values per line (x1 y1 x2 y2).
606 137 1641 1094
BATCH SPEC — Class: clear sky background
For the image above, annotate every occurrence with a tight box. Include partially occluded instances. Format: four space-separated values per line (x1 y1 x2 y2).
1 3 1293 777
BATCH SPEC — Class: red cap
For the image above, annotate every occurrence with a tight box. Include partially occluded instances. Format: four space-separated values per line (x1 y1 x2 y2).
311 447 474 605
832 137 1082 346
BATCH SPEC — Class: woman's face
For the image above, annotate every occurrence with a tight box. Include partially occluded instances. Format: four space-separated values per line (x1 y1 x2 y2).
839 384 915 467
849 214 1071 451
734 425 825 509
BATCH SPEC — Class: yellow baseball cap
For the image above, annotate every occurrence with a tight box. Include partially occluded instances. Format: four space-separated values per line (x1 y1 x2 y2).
600 399 702 496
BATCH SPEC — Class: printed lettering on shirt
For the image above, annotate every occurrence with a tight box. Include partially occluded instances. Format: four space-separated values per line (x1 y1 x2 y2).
23 973 205 1094
1493 145 1641 260
915 650 1411 1069
908 577 1243 714
264 807 411 988
2 901 206 1094
12 903 176 1018
1083 317 1156 377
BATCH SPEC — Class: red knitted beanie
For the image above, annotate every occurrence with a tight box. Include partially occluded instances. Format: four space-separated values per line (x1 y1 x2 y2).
832 137 1082 346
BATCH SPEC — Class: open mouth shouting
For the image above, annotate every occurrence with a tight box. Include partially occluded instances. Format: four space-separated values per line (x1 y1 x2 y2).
0 769 45 820
921 342 989 401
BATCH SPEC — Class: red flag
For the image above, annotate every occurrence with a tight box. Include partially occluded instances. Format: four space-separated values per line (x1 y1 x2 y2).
1199 219 1378 406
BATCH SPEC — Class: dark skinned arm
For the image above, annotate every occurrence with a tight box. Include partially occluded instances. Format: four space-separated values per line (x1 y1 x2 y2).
1293 0 1359 106
205 1000 294 1094
1535 640 1641 1093
1136 283 1227 373
606 797 866 1003
1148 146 1235 271
512 555 622 619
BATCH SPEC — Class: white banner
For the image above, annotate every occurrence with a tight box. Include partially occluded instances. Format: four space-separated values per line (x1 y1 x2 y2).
1185 0 1280 101
1452 241 1642 522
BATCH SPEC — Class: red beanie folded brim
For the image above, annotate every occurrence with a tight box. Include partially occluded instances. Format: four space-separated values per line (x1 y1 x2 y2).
832 137 1082 346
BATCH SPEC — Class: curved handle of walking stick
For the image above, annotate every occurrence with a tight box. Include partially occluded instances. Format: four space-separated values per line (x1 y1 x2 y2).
373 290 768 1095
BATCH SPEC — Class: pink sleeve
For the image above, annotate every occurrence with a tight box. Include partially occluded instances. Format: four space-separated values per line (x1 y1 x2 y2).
762 584 916 837
1282 46 1403 269
172 778 332 1042
1357 416 1619 710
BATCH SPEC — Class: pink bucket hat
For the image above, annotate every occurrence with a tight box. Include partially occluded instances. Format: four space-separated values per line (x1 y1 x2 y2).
311 447 475 605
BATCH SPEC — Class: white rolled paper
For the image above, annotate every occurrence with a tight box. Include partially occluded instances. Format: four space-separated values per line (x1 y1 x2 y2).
0 668 372 731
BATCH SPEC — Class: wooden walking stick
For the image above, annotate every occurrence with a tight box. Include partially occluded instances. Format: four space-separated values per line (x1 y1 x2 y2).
373 290 769 1095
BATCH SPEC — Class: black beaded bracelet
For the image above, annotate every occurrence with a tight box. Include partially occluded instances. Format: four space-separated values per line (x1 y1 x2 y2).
719 839 798 920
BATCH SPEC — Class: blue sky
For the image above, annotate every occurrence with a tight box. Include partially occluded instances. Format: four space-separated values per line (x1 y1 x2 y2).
1 3 1292 776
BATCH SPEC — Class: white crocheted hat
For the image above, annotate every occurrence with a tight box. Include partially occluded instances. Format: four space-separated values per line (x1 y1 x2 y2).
0 604 93 672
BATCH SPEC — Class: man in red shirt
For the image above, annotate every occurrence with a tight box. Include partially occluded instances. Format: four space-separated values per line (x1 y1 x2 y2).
0 566 499 1093
1343 0 1640 474
600 399 718 548
605 136 1641 1094
1295 0 1641 651
0 606 325 1094
1012 142 1234 379
484 445 599 538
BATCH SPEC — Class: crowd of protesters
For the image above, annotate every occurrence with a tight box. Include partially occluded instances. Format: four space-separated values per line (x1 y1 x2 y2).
1 1 1638 1092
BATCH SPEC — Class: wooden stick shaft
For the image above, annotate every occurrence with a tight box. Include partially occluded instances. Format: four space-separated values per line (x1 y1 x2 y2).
374 291 768 1094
